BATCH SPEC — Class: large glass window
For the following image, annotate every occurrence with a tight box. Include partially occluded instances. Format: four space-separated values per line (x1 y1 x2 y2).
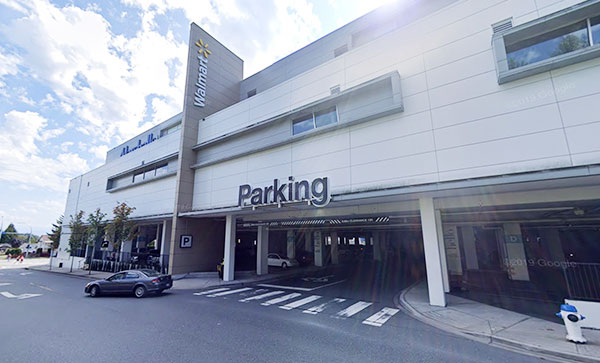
314 107 337 128
160 122 181 137
592 16 600 45
506 20 590 69
292 106 338 136
155 164 168 177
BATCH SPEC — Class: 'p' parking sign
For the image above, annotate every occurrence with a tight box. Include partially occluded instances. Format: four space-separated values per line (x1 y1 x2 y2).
180 235 193 248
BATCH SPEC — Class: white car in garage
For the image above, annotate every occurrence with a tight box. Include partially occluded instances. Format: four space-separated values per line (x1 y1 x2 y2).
267 253 299 269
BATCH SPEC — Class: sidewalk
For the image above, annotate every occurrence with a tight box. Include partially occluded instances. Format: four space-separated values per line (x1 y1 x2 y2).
26 264 319 289
0 257 51 270
397 281 600 363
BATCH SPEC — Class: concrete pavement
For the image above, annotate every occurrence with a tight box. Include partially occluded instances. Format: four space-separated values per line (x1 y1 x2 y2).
398 281 600 363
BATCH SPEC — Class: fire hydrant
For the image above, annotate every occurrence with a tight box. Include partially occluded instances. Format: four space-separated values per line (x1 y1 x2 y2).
556 304 586 343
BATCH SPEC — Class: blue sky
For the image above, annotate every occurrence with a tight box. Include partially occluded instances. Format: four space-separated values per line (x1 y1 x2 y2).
0 0 394 235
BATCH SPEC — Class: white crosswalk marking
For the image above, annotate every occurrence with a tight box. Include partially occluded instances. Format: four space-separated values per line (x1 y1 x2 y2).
280 295 321 310
1 291 42 300
261 293 302 306
207 287 252 297
0 283 12 286
303 298 346 315
362 307 399 327
239 290 284 303
335 301 372 318
193 288 230 296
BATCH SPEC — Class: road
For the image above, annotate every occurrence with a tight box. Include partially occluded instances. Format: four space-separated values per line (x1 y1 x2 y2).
0 266 545 363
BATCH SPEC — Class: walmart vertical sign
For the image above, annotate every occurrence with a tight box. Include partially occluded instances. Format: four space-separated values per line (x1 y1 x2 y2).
194 38 211 107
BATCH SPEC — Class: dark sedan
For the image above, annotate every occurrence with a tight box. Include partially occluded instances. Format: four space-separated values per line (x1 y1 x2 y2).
84 269 172 298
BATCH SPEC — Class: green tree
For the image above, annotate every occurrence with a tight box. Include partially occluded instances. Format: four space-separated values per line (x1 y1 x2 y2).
68 211 86 272
105 202 137 254
553 34 586 56
1 224 19 248
85 209 107 272
48 215 63 250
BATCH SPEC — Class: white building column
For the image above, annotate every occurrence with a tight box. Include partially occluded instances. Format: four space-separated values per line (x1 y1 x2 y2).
304 231 313 252
286 230 295 259
160 219 172 270
419 197 447 307
331 231 339 264
460 226 479 270
223 214 236 282
503 223 530 281
435 210 450 293
314 231 324 267
257 226 269 275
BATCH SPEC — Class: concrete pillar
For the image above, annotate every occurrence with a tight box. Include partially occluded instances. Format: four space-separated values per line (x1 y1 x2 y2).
223 215 236 281
286 230 295 259
373 232 382 261
304 231 313 252
257 226 269 275
314 231 324 267
435 210 450 293
419 197 447 307
502 223 530 281
460 226 479 270
331 231 339 264
160 220 172 270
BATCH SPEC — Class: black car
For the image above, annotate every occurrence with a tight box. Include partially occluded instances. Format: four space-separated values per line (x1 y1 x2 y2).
84 269 172 298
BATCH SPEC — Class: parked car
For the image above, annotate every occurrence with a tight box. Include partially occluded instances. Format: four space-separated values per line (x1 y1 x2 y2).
295 250 313 266
267 253 299 269
84 269 172 298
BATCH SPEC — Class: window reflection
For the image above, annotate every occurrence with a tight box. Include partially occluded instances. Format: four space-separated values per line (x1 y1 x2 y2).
315 107 337 128
506 20 589 70
292 114 315 135
292 106 338 136
592 16 600 46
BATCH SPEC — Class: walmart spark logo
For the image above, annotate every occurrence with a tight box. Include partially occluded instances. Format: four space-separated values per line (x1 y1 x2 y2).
195 38 212 58
193 38 210 107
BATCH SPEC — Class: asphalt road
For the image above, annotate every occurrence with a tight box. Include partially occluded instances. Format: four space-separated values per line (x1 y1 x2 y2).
0 266 545 363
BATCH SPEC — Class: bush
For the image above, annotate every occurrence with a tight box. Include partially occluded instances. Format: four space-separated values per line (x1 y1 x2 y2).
6 248 22 256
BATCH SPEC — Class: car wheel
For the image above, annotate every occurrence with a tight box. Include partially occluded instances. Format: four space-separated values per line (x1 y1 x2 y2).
90 285 99 297
134 285 146 298
281 262 287 269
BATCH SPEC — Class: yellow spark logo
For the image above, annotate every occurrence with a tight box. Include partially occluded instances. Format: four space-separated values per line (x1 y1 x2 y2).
195 38 211 58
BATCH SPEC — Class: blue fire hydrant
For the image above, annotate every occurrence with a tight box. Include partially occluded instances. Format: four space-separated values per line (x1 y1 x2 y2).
556 304 586 343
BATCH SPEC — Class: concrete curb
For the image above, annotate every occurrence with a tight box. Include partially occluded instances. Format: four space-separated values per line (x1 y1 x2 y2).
395 283 599 363
25 266 107 281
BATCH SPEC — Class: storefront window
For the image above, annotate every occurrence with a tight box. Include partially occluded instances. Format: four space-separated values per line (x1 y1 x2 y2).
506 20 590 69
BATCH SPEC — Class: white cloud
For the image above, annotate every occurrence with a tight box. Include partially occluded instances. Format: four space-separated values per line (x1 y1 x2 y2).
0 199 65 235
0 110 89 192
89 144 109 160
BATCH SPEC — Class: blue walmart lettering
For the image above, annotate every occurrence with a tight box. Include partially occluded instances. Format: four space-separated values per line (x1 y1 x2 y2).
120 133 158 157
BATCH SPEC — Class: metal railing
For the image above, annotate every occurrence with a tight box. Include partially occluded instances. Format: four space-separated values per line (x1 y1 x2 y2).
86 252 169 274
563 262 600 302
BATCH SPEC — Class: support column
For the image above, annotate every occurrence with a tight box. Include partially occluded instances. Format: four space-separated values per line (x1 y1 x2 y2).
313 231 323 267
257 226 269 275
223 215 236 282
331 231 339 264
419 197 446 307
502 223 530 281
160 220 172 270
304 231 312 252
435 210 450 293
286 230 295 259
460 226 479 270
373 232 382 261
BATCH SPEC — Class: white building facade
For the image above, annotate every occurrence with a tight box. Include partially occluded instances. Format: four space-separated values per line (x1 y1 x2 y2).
56 0 600 317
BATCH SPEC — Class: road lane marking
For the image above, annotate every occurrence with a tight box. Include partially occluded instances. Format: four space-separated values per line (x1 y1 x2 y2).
335 301 372 318
280 295 321 310
193 288 230 296
207 287 252 297
261 293 302 306
0 283 12 286
19 272 33 276
1 291 42 300
258 279 346 292
303 298 346 315
239 290 284 303
362 307 399 327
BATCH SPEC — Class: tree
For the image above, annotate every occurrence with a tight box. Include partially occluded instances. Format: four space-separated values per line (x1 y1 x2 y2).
48 215 63 250
85 209 107 271
553 34 586 56
1 223 18 248
105 202 137 254
68 211 86 272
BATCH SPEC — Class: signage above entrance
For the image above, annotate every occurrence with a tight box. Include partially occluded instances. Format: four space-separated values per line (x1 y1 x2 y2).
238 176 330 208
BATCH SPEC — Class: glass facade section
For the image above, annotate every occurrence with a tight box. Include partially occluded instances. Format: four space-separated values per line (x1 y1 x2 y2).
155 164 168 177
292 114 314 135
314 107 337 128
506 20 590 69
